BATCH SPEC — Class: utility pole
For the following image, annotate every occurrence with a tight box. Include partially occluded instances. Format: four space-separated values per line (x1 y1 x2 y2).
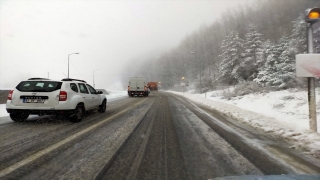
305 8 320 132
307 23 317 132
68 53 79 78
93 69 99 88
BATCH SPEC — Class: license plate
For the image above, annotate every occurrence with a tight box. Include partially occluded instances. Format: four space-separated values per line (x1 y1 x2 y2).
23 99 45 103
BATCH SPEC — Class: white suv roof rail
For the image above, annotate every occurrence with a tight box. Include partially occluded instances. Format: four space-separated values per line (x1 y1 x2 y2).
28 78 51 80
61 78 87 83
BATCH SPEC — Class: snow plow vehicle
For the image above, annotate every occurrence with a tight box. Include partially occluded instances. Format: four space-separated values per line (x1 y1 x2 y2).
147 82 158 91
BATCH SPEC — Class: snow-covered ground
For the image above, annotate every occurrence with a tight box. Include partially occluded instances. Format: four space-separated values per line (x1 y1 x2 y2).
170 89 320 158
0 104 7 118
105 90 128 102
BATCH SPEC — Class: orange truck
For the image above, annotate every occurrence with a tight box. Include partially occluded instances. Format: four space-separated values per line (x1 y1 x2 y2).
147 82 158 91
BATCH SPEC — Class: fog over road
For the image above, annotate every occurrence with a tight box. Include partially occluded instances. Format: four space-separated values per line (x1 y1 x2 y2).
0 92 320 179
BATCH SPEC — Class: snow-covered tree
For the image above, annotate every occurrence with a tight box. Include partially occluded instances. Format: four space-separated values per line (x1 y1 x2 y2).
218 31 244 85
255 36 295 88
134 0 319 90
275 45 296 88
289 14 320 54
290 14 307 54
255 41 274 85
314 24 320 53
238 25 264 81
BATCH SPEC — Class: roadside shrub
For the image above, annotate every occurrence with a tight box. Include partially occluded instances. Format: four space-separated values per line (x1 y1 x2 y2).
236 82 270 95
221 82 269 100
282 95 295 101
273 103 285 109
222 91 234 100
295 77 308 89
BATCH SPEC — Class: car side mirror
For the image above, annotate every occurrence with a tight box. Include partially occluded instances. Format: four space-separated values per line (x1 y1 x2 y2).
97 91 103 94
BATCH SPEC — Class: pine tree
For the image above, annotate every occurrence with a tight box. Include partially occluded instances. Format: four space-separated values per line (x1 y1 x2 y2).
239 25 264 81
218 31 244 85
254 36 295 88
254 44 276 86
275 44 296 88
314 24 320 53
290 14 307 54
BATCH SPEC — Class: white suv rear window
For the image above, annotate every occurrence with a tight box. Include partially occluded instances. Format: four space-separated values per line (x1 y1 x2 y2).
16 81 62 92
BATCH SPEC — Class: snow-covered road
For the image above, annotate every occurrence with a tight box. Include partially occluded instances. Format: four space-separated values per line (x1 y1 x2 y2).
1 89 320 158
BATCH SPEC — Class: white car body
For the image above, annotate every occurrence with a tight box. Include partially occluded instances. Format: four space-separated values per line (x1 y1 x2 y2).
6 78 107 122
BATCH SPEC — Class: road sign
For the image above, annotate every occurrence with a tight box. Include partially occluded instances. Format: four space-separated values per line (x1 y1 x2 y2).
296 54 320 77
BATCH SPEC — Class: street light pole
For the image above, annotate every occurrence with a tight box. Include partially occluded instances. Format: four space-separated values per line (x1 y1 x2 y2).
68 53 79 78
93 69 100 88
307 23 317 132
305 8 320 132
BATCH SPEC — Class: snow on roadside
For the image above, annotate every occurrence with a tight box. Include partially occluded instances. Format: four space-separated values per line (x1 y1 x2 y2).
0 104 7 117
169 89 320 158
105 90 128 99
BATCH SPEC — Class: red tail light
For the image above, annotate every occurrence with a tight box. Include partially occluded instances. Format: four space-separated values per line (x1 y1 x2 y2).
8 90 14 100
59 91 67 101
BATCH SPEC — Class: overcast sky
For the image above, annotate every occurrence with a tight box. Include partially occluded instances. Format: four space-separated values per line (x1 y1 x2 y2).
0 0 253 89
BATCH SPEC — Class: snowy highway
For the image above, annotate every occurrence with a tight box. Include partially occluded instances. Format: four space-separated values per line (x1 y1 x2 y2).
1 91 320 179
2 0 320 179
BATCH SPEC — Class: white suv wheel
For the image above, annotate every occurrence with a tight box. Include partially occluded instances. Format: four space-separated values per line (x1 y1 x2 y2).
70 105 84 123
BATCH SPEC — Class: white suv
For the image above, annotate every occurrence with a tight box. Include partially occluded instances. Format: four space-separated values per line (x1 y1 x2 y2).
6 78 107 122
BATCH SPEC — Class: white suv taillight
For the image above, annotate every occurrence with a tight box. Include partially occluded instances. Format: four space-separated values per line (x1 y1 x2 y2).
59 91 67 101
8 90 13 100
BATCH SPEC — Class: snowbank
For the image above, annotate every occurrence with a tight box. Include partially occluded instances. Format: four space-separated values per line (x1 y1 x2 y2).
170 89 320 158
0 104 7 117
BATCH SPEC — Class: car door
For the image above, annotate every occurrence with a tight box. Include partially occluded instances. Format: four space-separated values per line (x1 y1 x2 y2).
86 84 100 108
78 83 92 109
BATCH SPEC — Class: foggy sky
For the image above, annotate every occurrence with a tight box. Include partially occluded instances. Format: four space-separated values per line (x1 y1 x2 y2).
0 0 253 89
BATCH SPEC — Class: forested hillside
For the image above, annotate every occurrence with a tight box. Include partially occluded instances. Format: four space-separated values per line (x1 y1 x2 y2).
124 0 320 91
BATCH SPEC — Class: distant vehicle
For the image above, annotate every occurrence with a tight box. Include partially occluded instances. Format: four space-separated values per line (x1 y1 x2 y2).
147 82 158 91
6 78 107 122
128 76 148 97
